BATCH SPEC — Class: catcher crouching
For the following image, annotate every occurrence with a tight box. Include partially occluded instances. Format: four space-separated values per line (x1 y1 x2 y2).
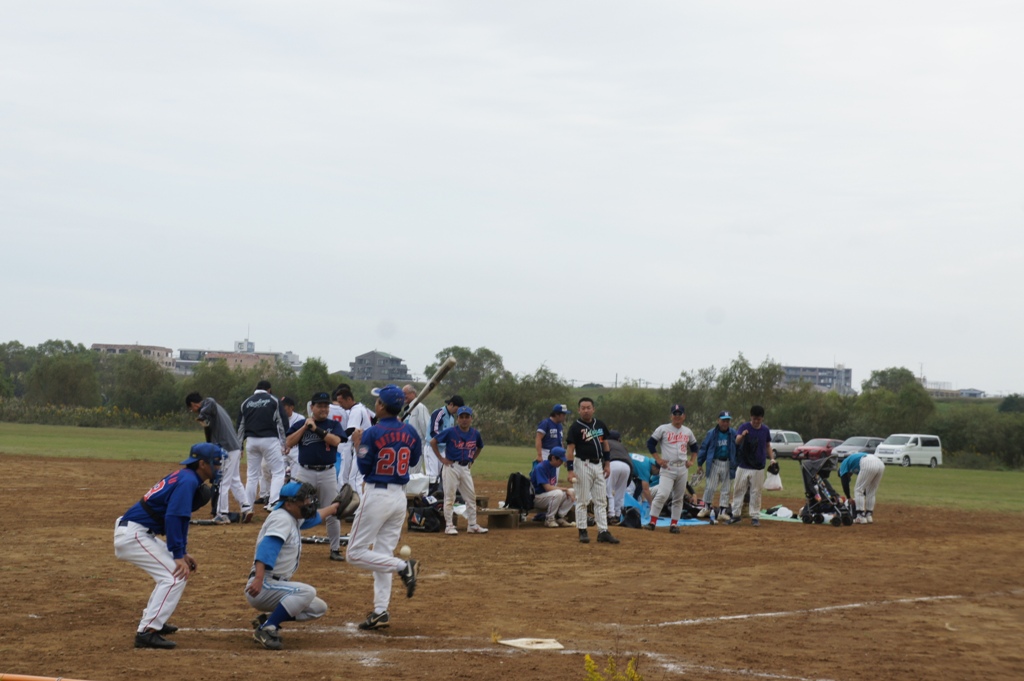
246 481 359 650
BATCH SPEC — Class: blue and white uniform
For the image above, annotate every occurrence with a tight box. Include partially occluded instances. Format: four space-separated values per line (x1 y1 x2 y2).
348 416 423 616
434 425 486 532
287 418 348 552
530 459 574 522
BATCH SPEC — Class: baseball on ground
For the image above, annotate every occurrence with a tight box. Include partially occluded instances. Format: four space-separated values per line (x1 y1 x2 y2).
399 545 412 559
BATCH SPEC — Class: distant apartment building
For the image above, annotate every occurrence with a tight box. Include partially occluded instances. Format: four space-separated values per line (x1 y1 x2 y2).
174 340 302 375
781 365 854 394
91 343 175 371
349 350 413 382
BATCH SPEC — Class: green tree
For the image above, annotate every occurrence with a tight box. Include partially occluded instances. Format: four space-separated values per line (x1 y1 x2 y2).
296 357 332 401
424 346 509 397
855 376 934 435
25 352 101 407
98 352 179 415
998 394 1024 413
862 366 919 393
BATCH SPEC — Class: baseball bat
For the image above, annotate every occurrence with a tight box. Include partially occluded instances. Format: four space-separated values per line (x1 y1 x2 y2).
400 357 457 422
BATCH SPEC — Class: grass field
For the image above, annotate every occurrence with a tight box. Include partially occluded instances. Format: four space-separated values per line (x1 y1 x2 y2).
2 422 1021 512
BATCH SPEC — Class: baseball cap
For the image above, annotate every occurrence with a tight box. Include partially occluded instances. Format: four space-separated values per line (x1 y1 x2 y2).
281 396 296 407
550 446 567 460
181 442 225 465
718 410 733 420
671 404 685 415
552 404 570 415
272 481 308 510
371 384 405 411
457 406 474 417
448 394 466 407
607 430 621 441
310 391 332 405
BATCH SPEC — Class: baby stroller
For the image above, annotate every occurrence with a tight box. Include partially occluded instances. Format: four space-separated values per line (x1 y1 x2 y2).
799 454 854 526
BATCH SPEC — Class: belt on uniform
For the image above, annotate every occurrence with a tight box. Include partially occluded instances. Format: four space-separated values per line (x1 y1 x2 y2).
300 463 333 471
456 460 471 467
576 457 602 464
667 460 688 466
249 570 284 581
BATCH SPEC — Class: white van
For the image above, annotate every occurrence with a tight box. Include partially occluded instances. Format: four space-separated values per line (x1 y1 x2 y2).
874 434 943 467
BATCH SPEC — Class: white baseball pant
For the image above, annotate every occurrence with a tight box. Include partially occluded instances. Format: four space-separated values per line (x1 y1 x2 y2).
113 519 187 634
702 459 732 510
571 460 609 532
245 575 327 621
855 454 885 513
605 460 632 518
442 463 479 529
291 465 342 551
533 489 574 518
245 437 287 506
731 466 766 519
345 483 409 615
216 448 250 516
650 462 689 521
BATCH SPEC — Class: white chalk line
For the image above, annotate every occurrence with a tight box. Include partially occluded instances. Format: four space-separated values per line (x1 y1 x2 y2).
656 588 1023 627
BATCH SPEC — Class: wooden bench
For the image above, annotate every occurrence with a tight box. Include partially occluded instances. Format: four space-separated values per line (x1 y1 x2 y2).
456 508 520 530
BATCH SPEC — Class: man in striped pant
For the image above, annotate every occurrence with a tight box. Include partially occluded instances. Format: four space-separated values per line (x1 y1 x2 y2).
564 397 620 545
696 411 738 522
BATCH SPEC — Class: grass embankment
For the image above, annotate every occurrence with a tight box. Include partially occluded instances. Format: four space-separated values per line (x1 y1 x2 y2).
1 423 1021 512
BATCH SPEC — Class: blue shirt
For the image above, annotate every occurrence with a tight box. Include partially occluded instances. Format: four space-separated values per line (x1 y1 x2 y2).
530 460 560 493
737 422 772 469
434 426 484 464
536 417 564 451
120 467 201 559
287 418 348 467
840 452 867 476
357 416 423 486
629 453 659 486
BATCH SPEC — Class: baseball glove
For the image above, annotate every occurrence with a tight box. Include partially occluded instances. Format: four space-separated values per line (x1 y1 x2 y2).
767 461 780 475
332 483 360 518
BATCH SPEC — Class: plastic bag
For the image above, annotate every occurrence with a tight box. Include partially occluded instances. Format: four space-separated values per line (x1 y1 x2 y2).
763 471 783 491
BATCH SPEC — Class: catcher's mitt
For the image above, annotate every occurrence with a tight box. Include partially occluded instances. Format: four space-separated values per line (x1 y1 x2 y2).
767 460 780 475
332 483 360 518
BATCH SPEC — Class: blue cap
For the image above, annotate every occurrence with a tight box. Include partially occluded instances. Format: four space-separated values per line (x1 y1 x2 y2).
457 406 474 417
552 404 570 415
671 404 685 415
310 391 331 404
371 384 405 411
181 442 226 465
718 411 733 420
550 446 566 460
272 481 305 510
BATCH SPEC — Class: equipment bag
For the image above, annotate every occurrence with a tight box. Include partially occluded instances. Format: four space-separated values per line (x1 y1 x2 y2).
504 472 535 514
407 495 443 533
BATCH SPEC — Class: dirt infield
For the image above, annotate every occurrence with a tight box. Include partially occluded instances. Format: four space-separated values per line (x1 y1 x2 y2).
1 454 1021 681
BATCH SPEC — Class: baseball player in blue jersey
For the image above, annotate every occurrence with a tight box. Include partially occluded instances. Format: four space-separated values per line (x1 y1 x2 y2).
247 481 348 650
347 384 423 631
645 404 699 533
429 394 463 475
431 406 488 535
114 443 223 649
530 446 575 527
535 404 570 473
839 452 885 524
285 392 351 561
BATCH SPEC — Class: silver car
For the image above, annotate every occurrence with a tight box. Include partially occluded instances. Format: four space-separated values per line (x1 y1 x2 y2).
832 436 884 460
769 430 804 458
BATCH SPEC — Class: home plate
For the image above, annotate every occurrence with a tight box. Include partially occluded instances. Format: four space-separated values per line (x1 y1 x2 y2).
498 638 564 650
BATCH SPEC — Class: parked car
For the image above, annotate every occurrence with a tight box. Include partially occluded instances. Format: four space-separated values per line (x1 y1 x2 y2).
832 436 885 460
874 434 943 467
769 430 804 458
792 438 843 461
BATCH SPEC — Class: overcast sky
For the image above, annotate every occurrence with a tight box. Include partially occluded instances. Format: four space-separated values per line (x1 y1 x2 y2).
3 2 1022 394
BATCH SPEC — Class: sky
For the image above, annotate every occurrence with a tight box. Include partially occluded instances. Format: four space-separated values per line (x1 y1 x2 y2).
3 1 1023 394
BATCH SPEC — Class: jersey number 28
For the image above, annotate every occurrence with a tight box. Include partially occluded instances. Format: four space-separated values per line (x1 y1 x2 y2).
375 446 412 477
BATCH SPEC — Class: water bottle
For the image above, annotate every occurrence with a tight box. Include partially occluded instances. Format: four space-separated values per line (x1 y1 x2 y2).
708 508 717 525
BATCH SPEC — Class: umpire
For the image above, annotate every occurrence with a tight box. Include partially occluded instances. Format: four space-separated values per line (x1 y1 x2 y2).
284 392 349 561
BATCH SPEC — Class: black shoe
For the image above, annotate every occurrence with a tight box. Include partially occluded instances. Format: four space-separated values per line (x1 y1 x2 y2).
578 529 590 544
359 610 390 630
158 623 178 635
135 630 176 649
596 531 620 544
643 523 656 531
399 559 419 598
669 525 681 534
751 519 761 527
253 624 282 650
254 496 269 506
329 550 345 562
727 516 743 525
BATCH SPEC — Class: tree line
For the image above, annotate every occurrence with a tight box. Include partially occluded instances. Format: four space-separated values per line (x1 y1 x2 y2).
2 340 1022 469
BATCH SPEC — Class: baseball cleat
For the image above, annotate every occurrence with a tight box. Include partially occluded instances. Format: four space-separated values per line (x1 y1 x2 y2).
359 610 390 630
643 523 656 531
399 559 419 598
727 516 743 525
444 525 458 535
467 524 489 534
867 513 874 524
544 518 559 528
669 525 681 534
241 508 255 524
135 630 176 649
578 529 590 544
751 519 760 527
157 623 178 635
696 507 711 519
719 511 732 522
854 516 868 524
555 517 572 528
212 514 231 525
253 624 283 650
596 531 620 544
329 550 346 562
